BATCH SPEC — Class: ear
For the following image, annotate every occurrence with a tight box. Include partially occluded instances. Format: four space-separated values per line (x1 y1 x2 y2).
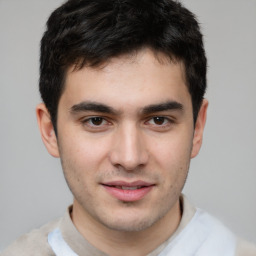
36 103 60 158
191 99 208 158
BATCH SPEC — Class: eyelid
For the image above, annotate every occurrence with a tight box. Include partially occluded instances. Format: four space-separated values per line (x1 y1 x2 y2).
147 115 173 122
79 115 176 132
149 117 168 124
88 117 106 125
144 116 176 129
81 116 112 129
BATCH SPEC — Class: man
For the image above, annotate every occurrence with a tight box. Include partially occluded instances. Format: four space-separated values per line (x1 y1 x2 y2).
2 0 256 255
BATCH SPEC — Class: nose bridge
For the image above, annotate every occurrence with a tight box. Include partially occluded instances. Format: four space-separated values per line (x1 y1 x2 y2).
109 122 148 170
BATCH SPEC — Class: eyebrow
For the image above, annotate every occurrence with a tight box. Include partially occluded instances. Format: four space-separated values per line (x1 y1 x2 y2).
70 101 118 115
70 100 183 116
141 101 183 115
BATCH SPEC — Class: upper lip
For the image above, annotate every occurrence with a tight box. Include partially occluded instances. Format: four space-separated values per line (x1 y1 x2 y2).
101 180 155 187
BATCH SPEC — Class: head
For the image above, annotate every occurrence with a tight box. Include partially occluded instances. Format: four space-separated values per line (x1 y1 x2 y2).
37 0 208 239
39 0 207 133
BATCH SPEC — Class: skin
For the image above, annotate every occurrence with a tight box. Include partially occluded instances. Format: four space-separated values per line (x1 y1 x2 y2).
37 49 208 256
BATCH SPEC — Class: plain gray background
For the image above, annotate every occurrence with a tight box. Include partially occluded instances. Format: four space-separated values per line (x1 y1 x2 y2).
0 0 255 251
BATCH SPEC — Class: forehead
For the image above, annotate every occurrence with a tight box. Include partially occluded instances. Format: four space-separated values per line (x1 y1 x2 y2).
69 49 186 84
60 49 191 111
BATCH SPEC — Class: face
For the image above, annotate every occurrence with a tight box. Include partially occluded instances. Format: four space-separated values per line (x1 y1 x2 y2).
37 49 207 233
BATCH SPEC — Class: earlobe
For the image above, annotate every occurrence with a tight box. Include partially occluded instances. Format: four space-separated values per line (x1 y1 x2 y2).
191 99 208 159
36 103 60 158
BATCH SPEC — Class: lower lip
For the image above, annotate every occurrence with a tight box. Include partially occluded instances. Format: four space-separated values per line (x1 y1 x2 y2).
103 185 154 202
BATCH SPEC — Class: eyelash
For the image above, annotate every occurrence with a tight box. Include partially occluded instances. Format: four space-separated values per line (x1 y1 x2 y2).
80 116 175 130
81 117 109 127
146 116 173 126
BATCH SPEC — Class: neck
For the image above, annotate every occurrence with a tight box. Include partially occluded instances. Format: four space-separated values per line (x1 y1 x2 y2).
71 199 182 256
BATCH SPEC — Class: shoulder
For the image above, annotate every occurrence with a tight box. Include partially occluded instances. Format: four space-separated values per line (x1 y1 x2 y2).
236 238 256 256
195 210 256 256
0 218 61 256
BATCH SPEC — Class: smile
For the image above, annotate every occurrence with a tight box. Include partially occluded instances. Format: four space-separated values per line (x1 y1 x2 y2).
101 181 155 202
107 185 145 190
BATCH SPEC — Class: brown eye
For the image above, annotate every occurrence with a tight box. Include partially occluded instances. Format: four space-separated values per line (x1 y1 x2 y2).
81 116 112 132
90 117 104 126
153 117 166 125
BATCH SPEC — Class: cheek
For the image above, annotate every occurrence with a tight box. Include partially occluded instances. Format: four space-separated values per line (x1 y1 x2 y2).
148 131 193 192
150 132 193 170
61 133 110 168
58 134 113 196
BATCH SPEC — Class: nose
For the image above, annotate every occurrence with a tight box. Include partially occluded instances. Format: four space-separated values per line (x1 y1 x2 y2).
109 123 149 171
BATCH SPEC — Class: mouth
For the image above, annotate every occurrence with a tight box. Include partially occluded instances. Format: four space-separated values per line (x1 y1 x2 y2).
101 181 155 202
107 185 147 190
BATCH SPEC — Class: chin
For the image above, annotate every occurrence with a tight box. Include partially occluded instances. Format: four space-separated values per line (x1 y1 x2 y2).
98 207 167 233
103 218 155 232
